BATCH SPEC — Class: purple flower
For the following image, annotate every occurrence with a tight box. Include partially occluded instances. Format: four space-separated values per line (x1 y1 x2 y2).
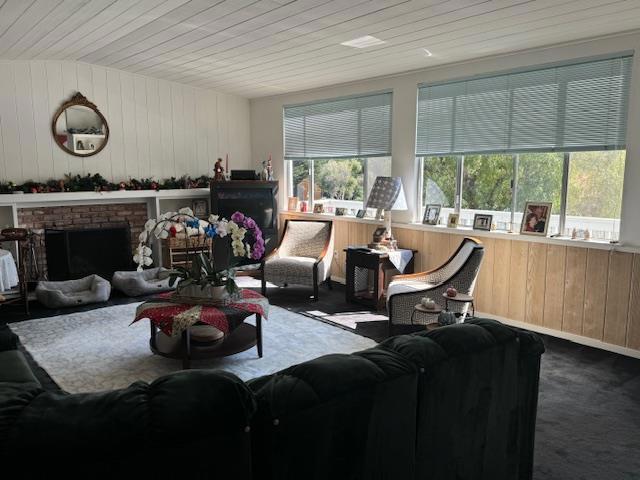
231 211 245 223
244 217 257 230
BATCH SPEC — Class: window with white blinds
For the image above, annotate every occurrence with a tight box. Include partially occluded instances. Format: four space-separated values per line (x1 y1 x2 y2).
416 55 632 156
284 91 392 159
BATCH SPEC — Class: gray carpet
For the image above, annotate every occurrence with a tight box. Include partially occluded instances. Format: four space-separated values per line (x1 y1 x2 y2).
533 336 640 480
8 302 375 393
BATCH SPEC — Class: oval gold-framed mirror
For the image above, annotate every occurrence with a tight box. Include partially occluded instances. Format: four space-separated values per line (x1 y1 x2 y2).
51 92 109 157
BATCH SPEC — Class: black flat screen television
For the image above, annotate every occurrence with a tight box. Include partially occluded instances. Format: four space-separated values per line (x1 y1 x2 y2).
211 181 279 260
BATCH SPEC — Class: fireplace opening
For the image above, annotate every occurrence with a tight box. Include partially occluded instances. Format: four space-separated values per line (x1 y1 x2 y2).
45 225 134 281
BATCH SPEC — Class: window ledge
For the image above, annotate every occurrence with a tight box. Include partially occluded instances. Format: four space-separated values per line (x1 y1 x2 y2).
280 210 638 253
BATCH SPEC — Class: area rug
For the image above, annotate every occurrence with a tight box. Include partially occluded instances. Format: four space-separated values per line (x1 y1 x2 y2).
9 303 376 394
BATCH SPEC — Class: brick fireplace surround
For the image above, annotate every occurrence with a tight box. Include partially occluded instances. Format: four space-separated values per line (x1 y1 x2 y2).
17 203 147 278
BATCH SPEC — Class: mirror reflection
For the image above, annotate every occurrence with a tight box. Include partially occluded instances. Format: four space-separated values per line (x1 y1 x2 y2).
52 93 108 157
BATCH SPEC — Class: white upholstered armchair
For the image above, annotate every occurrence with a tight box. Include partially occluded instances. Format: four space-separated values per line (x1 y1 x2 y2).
387 237 484 334
261 220 334 300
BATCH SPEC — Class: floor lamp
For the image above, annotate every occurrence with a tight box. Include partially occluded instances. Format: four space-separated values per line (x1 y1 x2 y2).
365 176 408 249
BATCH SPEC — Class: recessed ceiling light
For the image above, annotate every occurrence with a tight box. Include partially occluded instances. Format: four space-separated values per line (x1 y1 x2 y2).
340 35 386 48
422 48 433 57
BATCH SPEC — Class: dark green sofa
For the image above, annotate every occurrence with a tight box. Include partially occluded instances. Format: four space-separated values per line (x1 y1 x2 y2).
0 319 544 479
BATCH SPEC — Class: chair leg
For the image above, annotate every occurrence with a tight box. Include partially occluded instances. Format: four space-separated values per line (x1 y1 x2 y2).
261 268 267 296
326 276 333 290
313 266 319 301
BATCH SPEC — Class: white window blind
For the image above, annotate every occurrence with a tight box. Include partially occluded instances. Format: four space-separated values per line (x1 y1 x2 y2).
416 55 632 155
284 91 392 159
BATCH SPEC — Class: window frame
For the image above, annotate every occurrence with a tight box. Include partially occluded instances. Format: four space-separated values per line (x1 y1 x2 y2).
418 150 624 239
286 156 390 212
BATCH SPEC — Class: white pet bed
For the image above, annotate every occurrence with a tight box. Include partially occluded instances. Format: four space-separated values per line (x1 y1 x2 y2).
112 268 174 297
36 274 111 308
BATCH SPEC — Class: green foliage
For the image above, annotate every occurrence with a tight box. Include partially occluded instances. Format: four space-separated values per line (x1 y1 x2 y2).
516 153 563 214
422 151 625 220
0 173 212 194
423 156 457 207
462 154 513 211
567 151 625 218
314 158 364 201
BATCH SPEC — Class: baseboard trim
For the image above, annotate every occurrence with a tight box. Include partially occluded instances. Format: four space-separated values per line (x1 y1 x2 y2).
476 311 640 360
331 276 639 359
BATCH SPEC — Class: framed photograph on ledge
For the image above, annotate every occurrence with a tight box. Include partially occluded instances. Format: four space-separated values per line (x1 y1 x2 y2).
192 199 209 218
356 209 366 218
520 201 552 236
447 213 459 228
422 204 441 225
335 207 346 216
313 203 325 214
473 213 492 231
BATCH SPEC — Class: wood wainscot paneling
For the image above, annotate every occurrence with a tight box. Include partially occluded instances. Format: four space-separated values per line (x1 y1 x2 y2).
604 251 633 346
543 245 566 331
525 243 547 326
508 241 529 322
582 249 610 340
562 247 588 335
627 254 640 350
280 213 640 355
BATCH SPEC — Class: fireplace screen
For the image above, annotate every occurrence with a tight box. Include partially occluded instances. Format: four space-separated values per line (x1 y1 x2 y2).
45 226 133 281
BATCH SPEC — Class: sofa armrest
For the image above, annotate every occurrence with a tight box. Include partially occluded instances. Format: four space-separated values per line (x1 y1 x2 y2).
0 325 18 352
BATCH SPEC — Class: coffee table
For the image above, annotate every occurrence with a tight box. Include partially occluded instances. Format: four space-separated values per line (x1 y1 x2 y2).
133 289 269 369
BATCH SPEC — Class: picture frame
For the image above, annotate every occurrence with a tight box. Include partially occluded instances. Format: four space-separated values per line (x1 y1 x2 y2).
313 203 324 214
356 209 366 218
447 213 459 228
422 204 442 225
372 226 388 242
287 196 298 212
335 207 346 216
520 201 552 236
473 213 492 231
192 199 208 218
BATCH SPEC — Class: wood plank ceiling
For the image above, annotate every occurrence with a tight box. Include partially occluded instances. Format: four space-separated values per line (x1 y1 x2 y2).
1 0 640 98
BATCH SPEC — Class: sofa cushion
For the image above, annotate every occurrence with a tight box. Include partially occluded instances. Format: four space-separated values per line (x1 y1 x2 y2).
0 351 40 385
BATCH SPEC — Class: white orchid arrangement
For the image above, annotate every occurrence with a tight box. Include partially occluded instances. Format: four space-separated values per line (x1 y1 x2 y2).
133 207 265 294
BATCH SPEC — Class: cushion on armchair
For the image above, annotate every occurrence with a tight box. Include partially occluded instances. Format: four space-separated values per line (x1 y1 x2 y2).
263 256 327 287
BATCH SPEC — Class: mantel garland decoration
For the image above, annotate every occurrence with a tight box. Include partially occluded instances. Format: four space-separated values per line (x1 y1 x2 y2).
0 173 212 194
134 208 265 302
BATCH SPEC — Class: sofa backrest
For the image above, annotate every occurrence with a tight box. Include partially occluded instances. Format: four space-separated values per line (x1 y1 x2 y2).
0 370 257 479
0 320 543 480
248 318 544 480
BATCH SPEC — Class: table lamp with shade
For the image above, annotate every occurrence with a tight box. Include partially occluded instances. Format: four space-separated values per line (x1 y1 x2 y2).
365 176 408 249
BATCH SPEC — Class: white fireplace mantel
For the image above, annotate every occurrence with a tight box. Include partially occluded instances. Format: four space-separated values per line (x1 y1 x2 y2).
0 188 210 208
0 188 211 231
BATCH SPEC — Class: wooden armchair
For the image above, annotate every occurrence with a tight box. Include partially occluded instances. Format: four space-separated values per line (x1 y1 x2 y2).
386 237 484 334
261 219 334 300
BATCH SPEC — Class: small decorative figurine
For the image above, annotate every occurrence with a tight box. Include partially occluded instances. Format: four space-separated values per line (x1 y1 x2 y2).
213 158 225 182
260 160 269 181
571 228 578 239
76 140 85 150
584 229 591 240
267 154 274 180
446 286 458 297
118 181 126 191
421 297 437 310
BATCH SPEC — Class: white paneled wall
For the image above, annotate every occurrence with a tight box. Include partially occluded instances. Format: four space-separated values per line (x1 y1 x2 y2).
0 60 251 183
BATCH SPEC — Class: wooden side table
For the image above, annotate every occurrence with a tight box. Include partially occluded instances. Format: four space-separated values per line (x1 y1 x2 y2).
345 248 416 310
